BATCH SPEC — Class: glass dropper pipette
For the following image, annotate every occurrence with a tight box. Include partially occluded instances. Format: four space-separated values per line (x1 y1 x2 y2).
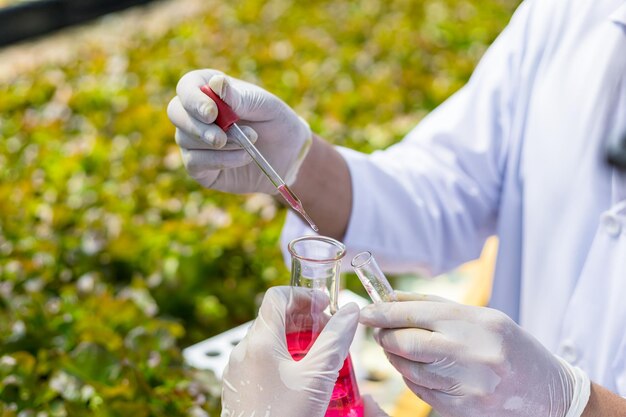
200 85 319 232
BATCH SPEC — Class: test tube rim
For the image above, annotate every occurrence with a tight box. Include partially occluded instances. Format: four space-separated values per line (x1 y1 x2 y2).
288 236 346 263
351 251 374 269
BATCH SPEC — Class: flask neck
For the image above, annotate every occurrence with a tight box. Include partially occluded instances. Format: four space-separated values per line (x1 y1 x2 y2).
288 236 346 315
290 257 341 313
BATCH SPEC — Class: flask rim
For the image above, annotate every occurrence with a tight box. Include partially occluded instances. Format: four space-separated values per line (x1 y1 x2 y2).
288 236 346 263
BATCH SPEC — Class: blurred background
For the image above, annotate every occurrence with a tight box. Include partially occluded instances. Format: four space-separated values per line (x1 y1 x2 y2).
0 0 518 415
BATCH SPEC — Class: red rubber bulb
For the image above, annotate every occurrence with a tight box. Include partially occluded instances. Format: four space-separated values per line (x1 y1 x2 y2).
200 85 240 131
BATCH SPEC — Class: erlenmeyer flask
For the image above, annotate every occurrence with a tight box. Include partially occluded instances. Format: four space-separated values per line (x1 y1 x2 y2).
287 236 364 417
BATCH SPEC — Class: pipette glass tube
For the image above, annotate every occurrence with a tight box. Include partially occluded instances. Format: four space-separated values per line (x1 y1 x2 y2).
200 85 319 232
228 125 319 232
351 251 397 303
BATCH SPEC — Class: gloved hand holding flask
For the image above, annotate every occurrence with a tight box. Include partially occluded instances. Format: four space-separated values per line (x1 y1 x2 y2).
221 286 389 417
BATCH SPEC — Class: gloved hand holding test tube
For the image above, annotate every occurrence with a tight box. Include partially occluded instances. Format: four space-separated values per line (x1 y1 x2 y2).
351 252 397 303
200 85 319 232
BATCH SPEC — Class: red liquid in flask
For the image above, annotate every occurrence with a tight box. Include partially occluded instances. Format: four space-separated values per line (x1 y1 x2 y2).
286 331 364 417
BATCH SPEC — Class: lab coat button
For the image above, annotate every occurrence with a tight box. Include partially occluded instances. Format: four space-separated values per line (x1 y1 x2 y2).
602 214 622 237
560 341 579 364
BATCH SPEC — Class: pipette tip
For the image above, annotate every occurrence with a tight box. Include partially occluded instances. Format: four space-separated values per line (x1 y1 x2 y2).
300 210 319 232
277 184 319 232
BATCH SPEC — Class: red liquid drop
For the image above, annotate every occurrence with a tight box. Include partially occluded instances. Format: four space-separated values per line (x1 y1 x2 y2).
286 331 364 417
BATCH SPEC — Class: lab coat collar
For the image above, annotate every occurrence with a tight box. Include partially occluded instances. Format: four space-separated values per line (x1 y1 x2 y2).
610 3 626 25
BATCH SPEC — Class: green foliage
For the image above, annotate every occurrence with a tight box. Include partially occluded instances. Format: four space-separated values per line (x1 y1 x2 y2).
0 0 519 414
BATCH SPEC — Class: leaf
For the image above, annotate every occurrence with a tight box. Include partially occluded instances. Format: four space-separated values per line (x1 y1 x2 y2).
63 342 121 386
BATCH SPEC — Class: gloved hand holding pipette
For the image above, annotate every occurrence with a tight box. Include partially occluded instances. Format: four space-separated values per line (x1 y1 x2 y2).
167 69 312 195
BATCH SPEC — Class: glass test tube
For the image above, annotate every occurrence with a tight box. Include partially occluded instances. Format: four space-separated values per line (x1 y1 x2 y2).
351 251 397 303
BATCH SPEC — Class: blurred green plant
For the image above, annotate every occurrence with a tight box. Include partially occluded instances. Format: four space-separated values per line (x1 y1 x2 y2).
0 0 519 414
0 1 28 6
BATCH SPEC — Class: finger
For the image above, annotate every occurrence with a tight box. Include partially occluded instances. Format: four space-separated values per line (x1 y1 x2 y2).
394 291 452 303
253 287 329 339
181 148 252 175
362 395 390 417
285 288 333 336
208 75 250 117
226 124 258 147
176 69 224 124
209 75 279 121
248 287 295 354
168 96 227 148
374 328 444 363
302 303 360 371
385 352 451 390
286 287 331 316
360 300 462 330
237 291 303 364
175 129 224 150
176 125 258 151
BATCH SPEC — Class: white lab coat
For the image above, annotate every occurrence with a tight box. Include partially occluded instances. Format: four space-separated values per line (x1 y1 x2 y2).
281 0 626 395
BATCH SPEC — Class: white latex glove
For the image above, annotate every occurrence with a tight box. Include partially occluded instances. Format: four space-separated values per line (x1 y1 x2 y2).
167 69 312 194
221 286 360 417
359 292 591 417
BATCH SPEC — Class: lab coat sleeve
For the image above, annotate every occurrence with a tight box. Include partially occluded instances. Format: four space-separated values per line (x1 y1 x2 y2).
282 1 534 275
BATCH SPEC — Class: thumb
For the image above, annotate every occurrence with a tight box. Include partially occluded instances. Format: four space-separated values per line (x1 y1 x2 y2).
209 74 279 121
208 74 249 117
302 302 360 371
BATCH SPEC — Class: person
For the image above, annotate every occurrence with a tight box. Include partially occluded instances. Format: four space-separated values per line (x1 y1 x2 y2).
167 0 626 414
